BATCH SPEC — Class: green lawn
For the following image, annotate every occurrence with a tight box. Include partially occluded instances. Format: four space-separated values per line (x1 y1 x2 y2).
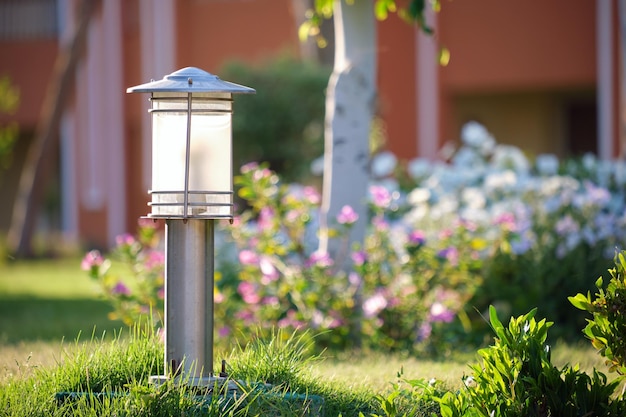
0 257 123 344
0 257 610 394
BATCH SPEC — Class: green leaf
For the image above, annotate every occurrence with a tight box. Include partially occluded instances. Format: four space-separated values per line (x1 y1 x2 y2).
438 46 450 66
489 305 509 344
619 252 626 271
568 293 592 311
374 0 389 20
315 0 333 17
298 21 312 42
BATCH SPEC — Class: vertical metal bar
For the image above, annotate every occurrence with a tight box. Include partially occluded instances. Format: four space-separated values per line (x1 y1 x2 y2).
183 92 192 218
164 218 214 380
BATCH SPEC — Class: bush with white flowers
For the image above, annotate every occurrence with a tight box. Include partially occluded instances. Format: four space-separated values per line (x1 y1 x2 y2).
84 121 626 352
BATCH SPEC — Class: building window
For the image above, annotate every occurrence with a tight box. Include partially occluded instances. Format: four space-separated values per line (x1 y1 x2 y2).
0 0 58 40
565 99 597 157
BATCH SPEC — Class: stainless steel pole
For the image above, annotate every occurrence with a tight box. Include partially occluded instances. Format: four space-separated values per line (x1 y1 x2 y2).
164 218 215 381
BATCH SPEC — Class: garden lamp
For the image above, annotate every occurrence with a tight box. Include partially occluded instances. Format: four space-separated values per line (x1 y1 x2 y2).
127 67 254 386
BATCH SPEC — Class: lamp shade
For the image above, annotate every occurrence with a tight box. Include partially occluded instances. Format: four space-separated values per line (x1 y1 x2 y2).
127 67 255 219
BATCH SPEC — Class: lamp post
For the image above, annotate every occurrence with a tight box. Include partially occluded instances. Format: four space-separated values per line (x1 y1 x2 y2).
127 67 254 386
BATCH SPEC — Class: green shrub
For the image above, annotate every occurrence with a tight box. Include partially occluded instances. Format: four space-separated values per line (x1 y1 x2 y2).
570 250 626 375
0 75 19 173
219 55 330 184
435 306 625 417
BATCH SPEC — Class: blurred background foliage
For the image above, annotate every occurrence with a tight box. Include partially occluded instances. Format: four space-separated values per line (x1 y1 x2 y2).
219 55 330 184
0 75 19 175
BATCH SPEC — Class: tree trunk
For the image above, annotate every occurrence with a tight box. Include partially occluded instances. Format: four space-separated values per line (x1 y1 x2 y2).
8 0 100 257
319 0 376 346
617 0 626 159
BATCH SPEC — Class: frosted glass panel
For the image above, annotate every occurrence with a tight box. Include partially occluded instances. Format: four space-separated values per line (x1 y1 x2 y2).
149 95 233 218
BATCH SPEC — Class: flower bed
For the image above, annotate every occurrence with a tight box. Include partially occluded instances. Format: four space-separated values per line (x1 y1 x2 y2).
83 123 626 353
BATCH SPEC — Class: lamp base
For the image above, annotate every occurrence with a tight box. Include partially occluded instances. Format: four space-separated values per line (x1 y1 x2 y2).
149 375 241 393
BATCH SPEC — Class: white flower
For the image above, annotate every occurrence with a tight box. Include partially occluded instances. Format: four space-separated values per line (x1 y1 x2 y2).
462 187 486 209
539 176 580 198
582 152 596 171
452 147 484 168
407 187 431 205
484 170 517 193
535 154 559 176
405 205 428 223
407 157 431 180
432 195 459 217
461 121 495 154
363 292 388 318
491 145 530 175
371 151 397 178
460 207 490 225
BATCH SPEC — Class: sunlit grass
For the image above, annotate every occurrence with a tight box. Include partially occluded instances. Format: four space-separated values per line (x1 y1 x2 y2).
0 328 375 416
0 256 123 351
0 257 95 298
0 257 619 415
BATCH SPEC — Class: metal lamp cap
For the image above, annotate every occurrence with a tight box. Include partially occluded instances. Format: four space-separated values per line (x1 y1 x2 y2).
127 67 256 94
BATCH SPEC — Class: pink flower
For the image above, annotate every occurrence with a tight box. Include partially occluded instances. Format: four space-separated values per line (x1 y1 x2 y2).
262 296 279 306
408 230 426 245
237 282 260 304
370 185 392 209
494 212 517 232
306 250 334 268
336 205 358 225
144 250 164 270
218 326 231 338
259 256 279 283
348 271 362 287
253 167 273 181
239 249 259 265
429 302 455 323
438 229 453 239
372 215 389 231
235 308 256 325
81 250 104 271
285 209 301 223
303 186 321 204
326 314 343 329
258 207 274 231
351 250 367 266
278 310 304 329
363 291 388 318
112 281 131 296
115 233 136 247
240 162 259 173
437 247 459 266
